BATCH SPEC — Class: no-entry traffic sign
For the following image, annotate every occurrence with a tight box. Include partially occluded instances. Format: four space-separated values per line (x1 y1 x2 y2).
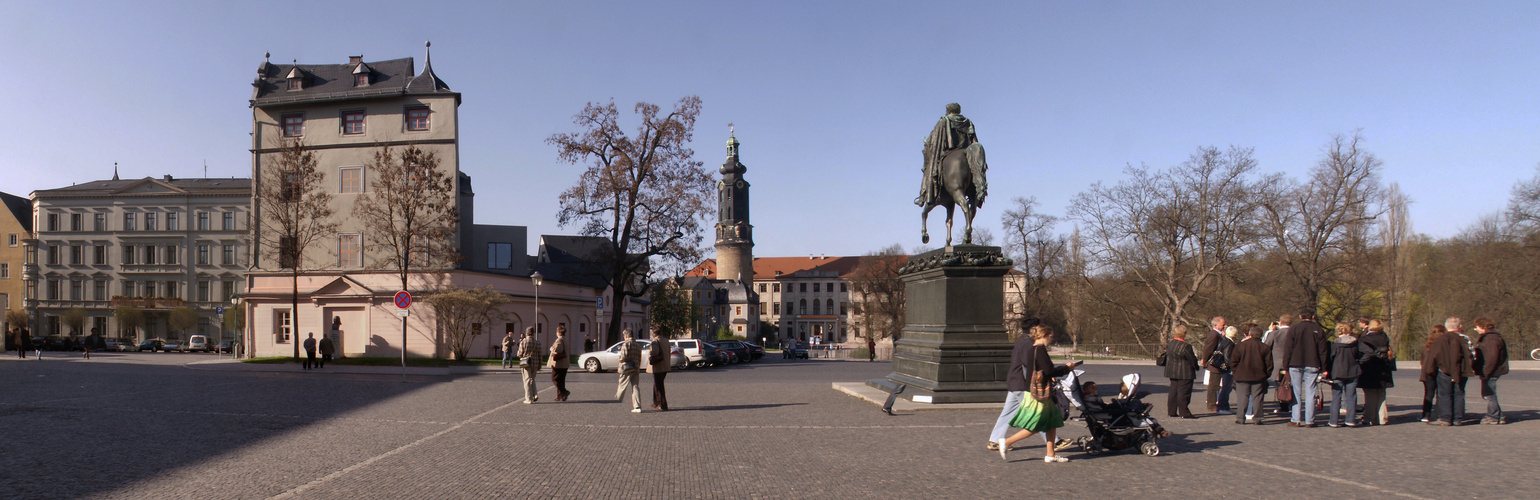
394 290 412 309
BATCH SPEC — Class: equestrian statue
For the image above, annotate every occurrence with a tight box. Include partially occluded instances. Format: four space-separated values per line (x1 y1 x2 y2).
916 102 989 246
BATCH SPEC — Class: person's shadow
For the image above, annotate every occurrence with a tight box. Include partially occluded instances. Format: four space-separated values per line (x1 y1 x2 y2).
1159 431 1240 453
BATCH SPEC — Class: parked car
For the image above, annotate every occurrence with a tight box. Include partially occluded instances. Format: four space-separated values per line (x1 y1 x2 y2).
577 340 688 373
672 338 722 368
743 342 766 360
102 339 121 351
187 335 209 353
710 340 753 364
115 339 137 352
45 336 74 351
139 339 164 352
162 341 184 353
215 341 235 354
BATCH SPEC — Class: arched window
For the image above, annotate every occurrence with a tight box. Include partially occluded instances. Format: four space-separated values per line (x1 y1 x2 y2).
826 299 834 312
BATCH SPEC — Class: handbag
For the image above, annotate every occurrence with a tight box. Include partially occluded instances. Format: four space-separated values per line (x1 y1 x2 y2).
1156 350 1168 366
519 357 531 368
1025 346 1055 401
1207 350 1229 372
1276 372 1294 403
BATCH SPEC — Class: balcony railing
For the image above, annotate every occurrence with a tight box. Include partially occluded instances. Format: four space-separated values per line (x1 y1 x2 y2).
110 297 186 309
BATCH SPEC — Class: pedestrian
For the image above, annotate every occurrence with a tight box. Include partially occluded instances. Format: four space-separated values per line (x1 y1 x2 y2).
1159 324 1199 419
518 326 542 404
1418 325 1445 422
1200 317 1231 414
1356 319 1395 426
549 325 571 402
501 331 516 369
997 324 1082 463
1471 318 1508 425
615 329 643 413
302 333 317 370
1282 308 1329 427
318 334 335 369
1326 322 1362 427
83 328 96 359
989 319 1062 451
1263 314 1293 416
15 328 28 359
866 335 876 362
1424 319 1473 426
583 335 596 354
647 334 670 411
1229 325 1272 424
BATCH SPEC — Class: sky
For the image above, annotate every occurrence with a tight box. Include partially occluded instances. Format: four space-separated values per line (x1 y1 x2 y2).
3 1 1539 259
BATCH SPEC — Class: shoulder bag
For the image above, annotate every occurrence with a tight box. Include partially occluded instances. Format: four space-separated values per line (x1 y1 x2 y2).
1025 346 1055 401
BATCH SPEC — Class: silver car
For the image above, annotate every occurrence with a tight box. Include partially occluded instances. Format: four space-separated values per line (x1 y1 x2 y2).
578 340 687 373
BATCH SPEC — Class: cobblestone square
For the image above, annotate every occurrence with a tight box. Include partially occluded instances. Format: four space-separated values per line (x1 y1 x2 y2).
3 352 1536 499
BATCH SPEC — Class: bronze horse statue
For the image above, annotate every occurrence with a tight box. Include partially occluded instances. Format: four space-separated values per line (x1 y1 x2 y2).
920 143 985 246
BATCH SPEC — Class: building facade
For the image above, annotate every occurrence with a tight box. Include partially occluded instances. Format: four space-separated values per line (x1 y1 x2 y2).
1 191 31 337
24 175 251 342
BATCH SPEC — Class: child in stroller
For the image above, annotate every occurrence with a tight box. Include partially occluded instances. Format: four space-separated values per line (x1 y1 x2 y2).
1067 373 1169 457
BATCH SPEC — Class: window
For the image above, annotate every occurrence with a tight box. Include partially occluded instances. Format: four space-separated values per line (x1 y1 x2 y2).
143 245 156 265
773 302 780 315
0 263 7 279
197 244 210 265
785 302 793 315
222 244 235 265
340 235 361 268
47 245 59 265
70 245 83 265
123 212 136 231
198 281 210 302
406 107 430 131
799 299 807 314
197 212 209 230
827 299 835 313
164 245 178 265
47 279 59 300
758 283 766 292
759 302 766 315
222 212 235 230
735 306 742 316
343 110 365 135
799 283 807 293
814 283 820 293
94 280 106 300
94 316 106 336
354 73 368 86
121 280 134 297
841 283 848 292
340 167 363 193
282 114 304 137
122 245 135 265
94 213 105 231
288 77 302 91
487 242 511 269
279 237 298 269
144 281 156 298
773 283 780 292
164 281 179 299
223 280 237 301
7 233 16 246
26 281 36 299
47 213 58 232
145 212 157 231
275 310 292 343
840 302 848 315
70 213 82 231
167 212 179 230
813 300 821 315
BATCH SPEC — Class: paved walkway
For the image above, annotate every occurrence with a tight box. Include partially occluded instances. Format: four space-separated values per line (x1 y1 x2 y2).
3 353 1537 498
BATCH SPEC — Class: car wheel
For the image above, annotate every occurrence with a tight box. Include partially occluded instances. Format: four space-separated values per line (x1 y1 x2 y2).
585 358 602 373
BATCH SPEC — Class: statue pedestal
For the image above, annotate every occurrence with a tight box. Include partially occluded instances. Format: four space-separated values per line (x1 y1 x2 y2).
867 245 1012 404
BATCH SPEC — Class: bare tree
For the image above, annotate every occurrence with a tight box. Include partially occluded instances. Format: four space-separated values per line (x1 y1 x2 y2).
848 244 907 341
1380 183 1414 346
1000 196 1066 327
1068 145 1264 342
427 286 509 361
169 306 199 340
114 306 143 340
256 139 337 359
1258 132 1385 309
353 145 461 292
1509 164 1540 241
62 307 87 336
548 97 714 344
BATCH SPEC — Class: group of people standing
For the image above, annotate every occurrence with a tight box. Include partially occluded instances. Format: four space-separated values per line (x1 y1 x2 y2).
1162 309 1508 427
300 332 335 370
504 326 671 413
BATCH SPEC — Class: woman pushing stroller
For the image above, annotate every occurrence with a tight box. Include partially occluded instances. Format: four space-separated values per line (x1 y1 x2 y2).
997 324 1082 463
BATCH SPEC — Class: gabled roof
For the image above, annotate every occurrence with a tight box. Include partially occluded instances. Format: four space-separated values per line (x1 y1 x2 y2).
686 255 867 280
252 55 457 107
31 177 251 198
0 190 32 232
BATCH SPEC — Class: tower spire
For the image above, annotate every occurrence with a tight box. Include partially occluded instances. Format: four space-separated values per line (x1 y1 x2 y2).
112 162 119 181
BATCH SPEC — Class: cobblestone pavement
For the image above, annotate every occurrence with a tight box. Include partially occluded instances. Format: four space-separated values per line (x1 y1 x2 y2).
3 351 1538 499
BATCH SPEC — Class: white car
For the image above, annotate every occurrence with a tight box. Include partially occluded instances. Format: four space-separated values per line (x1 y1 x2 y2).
187 335 210 353
578 340 688 373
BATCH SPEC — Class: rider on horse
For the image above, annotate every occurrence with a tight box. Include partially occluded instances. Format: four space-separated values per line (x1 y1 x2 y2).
917 103 988 208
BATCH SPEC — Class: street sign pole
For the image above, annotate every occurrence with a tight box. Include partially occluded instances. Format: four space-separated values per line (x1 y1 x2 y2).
395 291 412 380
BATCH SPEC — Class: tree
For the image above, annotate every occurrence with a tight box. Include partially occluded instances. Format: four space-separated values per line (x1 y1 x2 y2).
1510 164 1540 241
1068 145 1265 342
1258 132 1385 310
256 139 337 359
848 244 907 341
61 307 87 336
114 306 144 340
353 145 461 292
1380 183 1414 346
224 300 245 339
426 286 509 361
548 97 714 344
4 309 28 336
169 306 199 339
1000 196 1067 330
648 279 698 340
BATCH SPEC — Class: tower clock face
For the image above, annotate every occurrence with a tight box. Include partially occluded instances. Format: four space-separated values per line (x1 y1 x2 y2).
736 180 745 189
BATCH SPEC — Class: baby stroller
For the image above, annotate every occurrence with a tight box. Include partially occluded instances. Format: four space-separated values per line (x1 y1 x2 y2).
1068 373 1168 457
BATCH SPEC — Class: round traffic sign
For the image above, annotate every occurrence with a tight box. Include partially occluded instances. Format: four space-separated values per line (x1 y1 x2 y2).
394 290 412 309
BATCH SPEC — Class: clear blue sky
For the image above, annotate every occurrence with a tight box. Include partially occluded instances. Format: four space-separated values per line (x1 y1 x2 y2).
4 1 1538 259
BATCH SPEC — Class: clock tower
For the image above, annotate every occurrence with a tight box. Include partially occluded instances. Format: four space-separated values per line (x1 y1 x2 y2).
714 130 754 282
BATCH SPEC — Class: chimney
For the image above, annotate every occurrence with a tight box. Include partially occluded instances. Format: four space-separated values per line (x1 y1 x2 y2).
348 55 363 64
164 175 173 181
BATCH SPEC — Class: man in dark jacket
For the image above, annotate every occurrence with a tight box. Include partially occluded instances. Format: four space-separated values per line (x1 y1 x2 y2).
987 319 1082 449
1229 326 1273 424
1263 314 1292 416
1425 319 1472 425
1200 317 1234 415
1472 318 1508 425
1162 324 1199 419
1280 308 1329 427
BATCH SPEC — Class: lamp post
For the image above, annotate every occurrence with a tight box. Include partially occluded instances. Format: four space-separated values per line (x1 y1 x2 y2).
229 296 240 358
531 271 544 340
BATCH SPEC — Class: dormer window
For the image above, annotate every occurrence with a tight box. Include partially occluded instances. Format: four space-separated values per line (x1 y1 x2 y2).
354 73 368 86
285 66 305 91
288 78 302 91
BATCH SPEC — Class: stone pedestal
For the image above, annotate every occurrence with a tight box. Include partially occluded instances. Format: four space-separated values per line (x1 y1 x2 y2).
867 245 1013 403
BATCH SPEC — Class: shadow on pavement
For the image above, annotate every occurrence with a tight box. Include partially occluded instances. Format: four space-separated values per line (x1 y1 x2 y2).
1159 431 1241 453
673 402 808 412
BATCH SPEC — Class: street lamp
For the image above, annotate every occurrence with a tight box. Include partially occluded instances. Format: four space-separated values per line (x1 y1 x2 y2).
531 271 544 338
229 296 240 358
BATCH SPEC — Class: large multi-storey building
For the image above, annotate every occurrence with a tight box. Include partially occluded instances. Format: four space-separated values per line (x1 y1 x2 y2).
1 191 31 336
23 174 251 342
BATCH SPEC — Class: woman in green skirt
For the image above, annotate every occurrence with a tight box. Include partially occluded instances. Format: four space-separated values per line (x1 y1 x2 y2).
999 325 1079 463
